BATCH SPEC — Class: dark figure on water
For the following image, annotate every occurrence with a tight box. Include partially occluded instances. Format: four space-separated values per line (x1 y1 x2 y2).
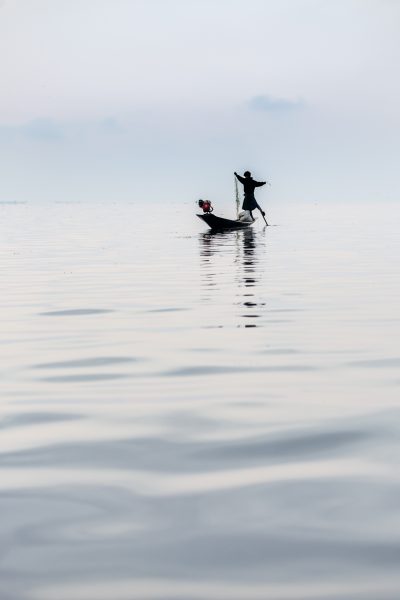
234 171 267 221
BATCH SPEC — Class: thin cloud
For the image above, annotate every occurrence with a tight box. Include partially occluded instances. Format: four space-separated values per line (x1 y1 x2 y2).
248 95 304 112
22 119 64 140
0 117 123 142
99 117 124 134
0 119 63 142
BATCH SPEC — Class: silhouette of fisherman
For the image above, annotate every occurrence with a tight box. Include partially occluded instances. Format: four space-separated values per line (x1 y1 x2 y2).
234 171 267 221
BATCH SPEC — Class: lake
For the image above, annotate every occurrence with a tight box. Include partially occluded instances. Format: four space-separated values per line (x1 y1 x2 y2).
1 199 400 600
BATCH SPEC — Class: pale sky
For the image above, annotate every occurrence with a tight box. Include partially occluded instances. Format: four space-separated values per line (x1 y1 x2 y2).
0 0 399 203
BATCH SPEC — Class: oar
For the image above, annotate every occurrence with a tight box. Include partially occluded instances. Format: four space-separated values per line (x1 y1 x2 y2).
260 208 268 226
261 179 270 225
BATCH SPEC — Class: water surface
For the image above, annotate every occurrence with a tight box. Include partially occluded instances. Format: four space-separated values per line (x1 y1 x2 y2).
1 200 400 600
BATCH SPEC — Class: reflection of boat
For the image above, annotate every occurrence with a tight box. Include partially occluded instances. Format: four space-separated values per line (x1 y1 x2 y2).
197 213 256 231
198 226 266 328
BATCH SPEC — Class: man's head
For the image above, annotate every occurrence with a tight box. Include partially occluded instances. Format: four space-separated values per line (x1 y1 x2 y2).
244 171 251 178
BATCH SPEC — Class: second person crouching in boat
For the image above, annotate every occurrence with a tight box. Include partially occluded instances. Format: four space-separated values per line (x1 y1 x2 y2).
234 171 266 221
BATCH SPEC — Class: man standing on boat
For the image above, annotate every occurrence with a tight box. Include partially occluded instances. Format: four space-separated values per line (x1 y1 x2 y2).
234 171 267 221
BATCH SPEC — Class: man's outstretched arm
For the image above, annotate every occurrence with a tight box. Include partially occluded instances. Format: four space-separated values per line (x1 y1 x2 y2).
254 180 266 187
234 172 245 184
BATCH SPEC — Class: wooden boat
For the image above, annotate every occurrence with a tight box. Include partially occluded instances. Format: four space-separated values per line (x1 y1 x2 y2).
197 213 255 231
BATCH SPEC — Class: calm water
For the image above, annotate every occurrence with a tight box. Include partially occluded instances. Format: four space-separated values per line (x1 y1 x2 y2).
1 200 400 600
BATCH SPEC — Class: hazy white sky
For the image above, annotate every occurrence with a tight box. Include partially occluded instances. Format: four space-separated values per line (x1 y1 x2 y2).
1 0 399 203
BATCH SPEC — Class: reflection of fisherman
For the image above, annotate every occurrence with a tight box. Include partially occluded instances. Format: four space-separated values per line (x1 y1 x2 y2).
234 171 266 221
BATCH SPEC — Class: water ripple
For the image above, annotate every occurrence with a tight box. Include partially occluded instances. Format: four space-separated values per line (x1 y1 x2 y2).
347 357 400 369
32 356 139 369
39 373 128 383
162 364 316 377
40 308 114 316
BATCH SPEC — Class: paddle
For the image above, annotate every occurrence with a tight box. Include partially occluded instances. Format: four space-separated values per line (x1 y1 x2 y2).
260 208 269 226
261 177 271 225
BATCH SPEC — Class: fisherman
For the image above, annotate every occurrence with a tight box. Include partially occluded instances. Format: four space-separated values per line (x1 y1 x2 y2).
234 171 267 221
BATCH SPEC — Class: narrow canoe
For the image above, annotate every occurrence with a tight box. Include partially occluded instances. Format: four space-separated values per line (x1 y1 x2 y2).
197 213 255 231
